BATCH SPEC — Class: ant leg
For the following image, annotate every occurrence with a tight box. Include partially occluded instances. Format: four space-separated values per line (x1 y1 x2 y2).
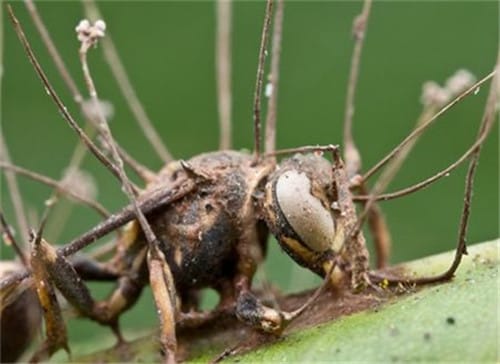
29 235 69 362
232 183 291 335
30 235 147 353
179 289 200 313
232 213 300 336
147 244 178 364
234 276 288 336
176 280 236 330
233 269 329 337
70 254 119 281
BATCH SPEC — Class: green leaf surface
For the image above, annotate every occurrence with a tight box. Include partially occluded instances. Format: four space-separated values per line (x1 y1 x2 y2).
65 240 498 363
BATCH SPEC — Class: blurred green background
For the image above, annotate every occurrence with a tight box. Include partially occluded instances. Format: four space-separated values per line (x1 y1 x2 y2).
1 0 498 355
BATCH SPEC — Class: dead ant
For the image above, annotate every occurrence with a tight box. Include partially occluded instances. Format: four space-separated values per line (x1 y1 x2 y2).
1 1 498 363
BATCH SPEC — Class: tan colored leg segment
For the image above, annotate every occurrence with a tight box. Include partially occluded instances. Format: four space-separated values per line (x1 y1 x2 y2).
30 236 146 357
30 237 69 362
147 244 178 364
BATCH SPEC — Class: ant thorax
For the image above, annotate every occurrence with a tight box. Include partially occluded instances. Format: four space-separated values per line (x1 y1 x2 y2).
134 151 273 292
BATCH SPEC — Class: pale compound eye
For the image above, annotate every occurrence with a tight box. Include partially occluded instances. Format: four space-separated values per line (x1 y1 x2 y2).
275 170 335 252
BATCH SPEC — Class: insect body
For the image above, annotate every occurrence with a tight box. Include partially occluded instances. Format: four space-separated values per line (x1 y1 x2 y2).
1 149 370 362
82 149 368 336
1 1 497 363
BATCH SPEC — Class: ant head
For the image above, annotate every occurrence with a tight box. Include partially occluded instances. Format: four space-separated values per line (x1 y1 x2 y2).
261 153 345 278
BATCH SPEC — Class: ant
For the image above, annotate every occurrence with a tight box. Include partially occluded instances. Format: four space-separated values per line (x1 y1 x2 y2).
1 1 497 363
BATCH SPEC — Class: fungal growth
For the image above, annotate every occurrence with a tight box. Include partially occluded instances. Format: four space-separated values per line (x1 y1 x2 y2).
0 1 497 363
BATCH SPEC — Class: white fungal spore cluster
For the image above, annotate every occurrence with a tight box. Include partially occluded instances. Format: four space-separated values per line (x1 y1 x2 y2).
75 19 106 50
421 69 476 108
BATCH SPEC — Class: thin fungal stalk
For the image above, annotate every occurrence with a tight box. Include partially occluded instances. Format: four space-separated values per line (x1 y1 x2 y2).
360 69 479 201
0 5 30 249
253 0 274 160
352 70 496 211
362 70 496 182
370 60 499 285
264 0 284 156
342 0 372 177
352 117 496 203
24 0 81 102
76 19 159 245
216 0 232 150
349 67 497 262
0 213 29 266
7 5 125 185
76 29 179 358
339 0 392 269
24 0 155 183
0 135 30 249
0 162 109 217
82 0 173 163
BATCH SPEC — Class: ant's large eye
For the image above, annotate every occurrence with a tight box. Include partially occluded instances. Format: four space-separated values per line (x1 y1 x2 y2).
275 169 335 252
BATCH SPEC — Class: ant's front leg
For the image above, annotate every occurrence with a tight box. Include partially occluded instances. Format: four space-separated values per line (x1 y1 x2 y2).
146 243 178 364
70 253 120 281
29 234 69 362
176 280 236 330
234 277 289 336
29 235 147 360
232 230 293 336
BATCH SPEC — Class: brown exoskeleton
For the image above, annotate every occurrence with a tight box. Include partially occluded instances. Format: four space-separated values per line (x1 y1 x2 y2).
1 1 498 363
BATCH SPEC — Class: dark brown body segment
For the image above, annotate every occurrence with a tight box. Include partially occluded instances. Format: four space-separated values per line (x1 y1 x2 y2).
141 151 270 294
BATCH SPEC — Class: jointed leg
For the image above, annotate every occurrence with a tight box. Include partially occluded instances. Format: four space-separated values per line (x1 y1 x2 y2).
29 234 147 358
70 254 119 281
176 281 237 330
147 244 178 364
234 274 287 335
29 234 69 362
